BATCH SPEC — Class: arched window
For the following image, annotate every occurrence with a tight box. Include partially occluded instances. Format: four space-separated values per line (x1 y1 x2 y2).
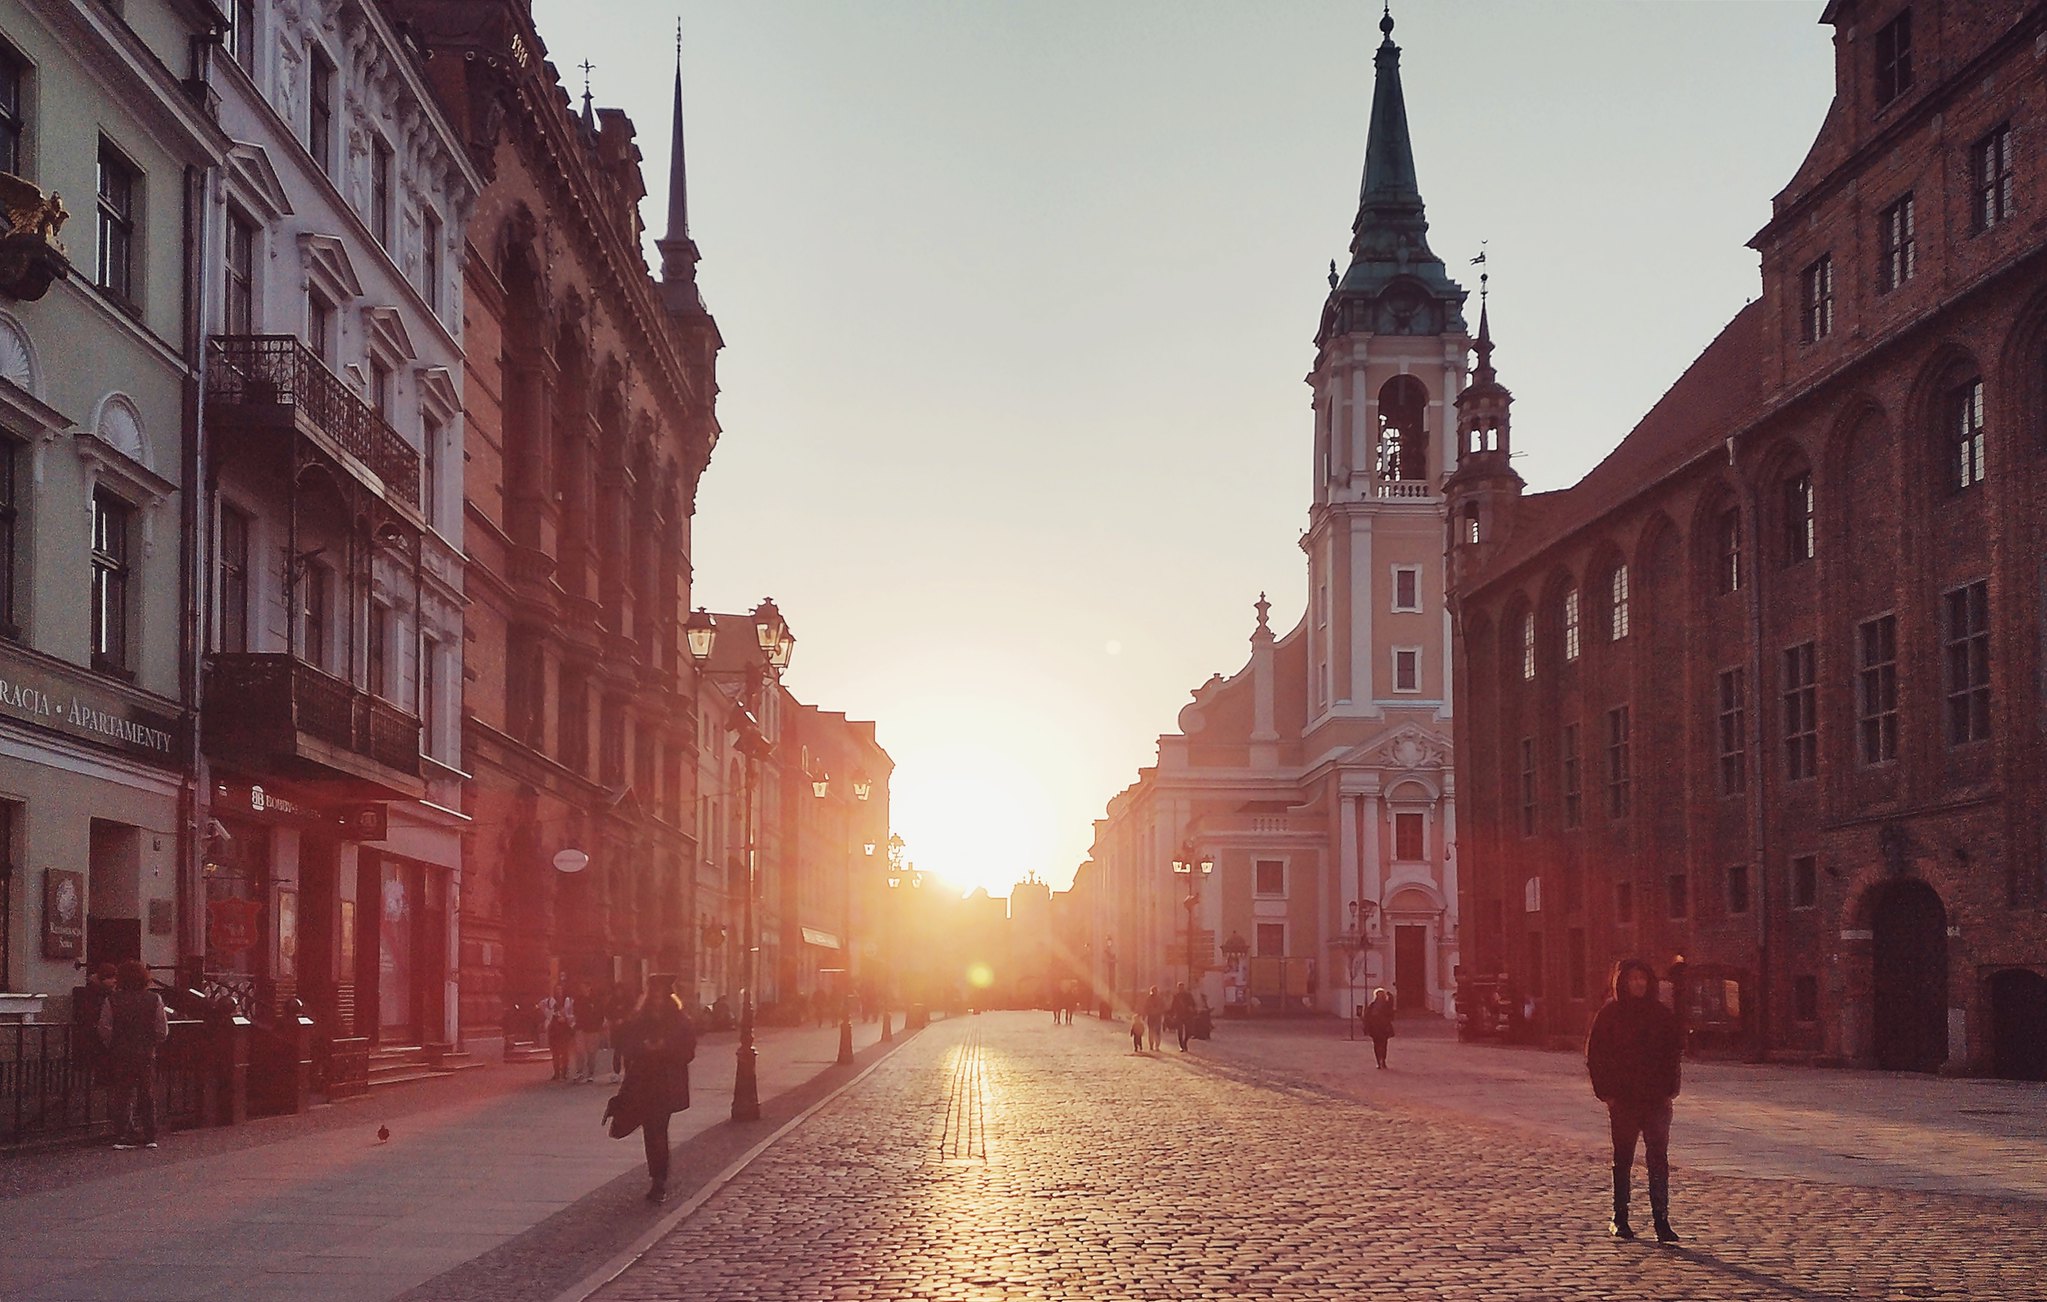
1950 377 1986 490
1521 610 1536 680
1377 375 1429 485
1783 470 1815 563
1562 588 1580 662
1461 502 1481 544
1608 565 1631 641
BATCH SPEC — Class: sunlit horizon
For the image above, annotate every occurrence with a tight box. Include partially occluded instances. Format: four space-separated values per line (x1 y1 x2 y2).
533 1 1837 899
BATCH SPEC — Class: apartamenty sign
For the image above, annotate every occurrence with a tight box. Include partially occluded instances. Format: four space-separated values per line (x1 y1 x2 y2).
0 642 181 767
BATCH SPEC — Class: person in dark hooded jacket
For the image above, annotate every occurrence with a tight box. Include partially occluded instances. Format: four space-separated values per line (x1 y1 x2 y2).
613 974 697 1204
1584 957 1684 1243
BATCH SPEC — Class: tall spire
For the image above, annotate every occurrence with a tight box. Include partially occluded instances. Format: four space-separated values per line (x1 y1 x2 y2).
657 20 703 301
1472 273 1495 384
1351 6 1434 267
1318 5 1464 346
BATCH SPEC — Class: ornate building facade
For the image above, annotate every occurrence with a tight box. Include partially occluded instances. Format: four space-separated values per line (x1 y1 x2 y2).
1447 0 2047 1078
392 0 720 1055
1087 12 1464 1020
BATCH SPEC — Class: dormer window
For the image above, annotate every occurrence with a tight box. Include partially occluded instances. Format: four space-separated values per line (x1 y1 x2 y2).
1875 10 1912 108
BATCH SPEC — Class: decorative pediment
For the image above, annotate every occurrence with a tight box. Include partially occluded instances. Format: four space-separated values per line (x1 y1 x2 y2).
361 305 417 361
1345 723 1449 774
299 233 364 300
226 143 294 221
415 364 459 416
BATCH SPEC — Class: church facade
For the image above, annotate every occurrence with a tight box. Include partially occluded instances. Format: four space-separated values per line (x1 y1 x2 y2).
1083 12 1468 1020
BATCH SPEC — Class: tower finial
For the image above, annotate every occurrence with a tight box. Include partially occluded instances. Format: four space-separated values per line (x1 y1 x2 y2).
578 58 596 131
658 18 702 297
1381 1 1394 39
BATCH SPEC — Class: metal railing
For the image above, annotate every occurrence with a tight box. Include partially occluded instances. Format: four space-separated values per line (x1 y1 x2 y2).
2 1017 209 1145
206 654 422 780
207 335 422 507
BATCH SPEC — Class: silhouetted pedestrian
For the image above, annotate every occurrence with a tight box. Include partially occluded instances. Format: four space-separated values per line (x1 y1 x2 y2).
1586 958 1685 1244
1365 987 1396 1068
613 974 697 1205
1169 983 1197 1052
97 960 168 1149
540 983 577 1081
1142 986 1164 1052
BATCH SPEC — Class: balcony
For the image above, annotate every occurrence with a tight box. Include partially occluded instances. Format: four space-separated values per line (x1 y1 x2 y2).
1374 479 1435 501
204 654 423 799
207 336 421 509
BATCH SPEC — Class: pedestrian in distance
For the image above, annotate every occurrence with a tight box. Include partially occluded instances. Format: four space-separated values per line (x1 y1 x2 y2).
1128 1010 1146 1053
97 960 169 1150
1142 986 1165 1053
1365 987 1396 1069
608 974 697 1205
1586 957 1685 1244
575 984 606 1083
1169 982 1198 1052
541 983 576 1082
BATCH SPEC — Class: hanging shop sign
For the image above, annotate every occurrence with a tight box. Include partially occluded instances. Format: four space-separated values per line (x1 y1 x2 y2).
208 895 264 958
0 642 181 767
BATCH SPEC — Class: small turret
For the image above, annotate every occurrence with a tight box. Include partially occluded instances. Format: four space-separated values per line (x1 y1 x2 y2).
1445 275 1523 577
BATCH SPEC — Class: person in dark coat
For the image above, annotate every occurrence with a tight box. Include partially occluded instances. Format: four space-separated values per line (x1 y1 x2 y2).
1168 983 1198 1052
97 960 169 1149
615 974 697 1204
1364 987 1396 1069
1585 957 1685 1243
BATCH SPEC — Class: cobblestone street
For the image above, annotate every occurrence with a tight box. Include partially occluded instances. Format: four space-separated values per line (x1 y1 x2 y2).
592 1013 2047 1302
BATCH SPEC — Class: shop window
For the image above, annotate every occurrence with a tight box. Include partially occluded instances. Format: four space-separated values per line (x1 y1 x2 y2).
1254 859 1284 896
90 490 132 674
1394 812 1424 862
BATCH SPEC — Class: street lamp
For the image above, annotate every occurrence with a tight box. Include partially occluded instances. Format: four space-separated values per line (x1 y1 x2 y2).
807 770 857 1067
1171 842 1214 990
687 598 795 1123
1339 900 1364 1041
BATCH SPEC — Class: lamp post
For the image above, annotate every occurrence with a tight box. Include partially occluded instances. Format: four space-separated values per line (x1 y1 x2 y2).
1340 900 1363 1041
685 598 793 1123
808 767 858 1068
1171 843 1214 990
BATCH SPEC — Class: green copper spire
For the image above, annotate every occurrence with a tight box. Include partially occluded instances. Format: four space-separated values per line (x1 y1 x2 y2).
1319 5 1464 347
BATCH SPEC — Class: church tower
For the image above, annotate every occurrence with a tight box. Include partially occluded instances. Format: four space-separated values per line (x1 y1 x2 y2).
1302 7 1468 728
1445 286 1523 589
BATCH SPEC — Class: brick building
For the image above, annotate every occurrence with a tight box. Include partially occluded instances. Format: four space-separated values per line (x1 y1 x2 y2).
1446 0 2047 1078
391 1 721 1055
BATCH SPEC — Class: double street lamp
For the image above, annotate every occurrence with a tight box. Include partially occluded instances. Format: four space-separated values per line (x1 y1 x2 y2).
685 598 793 1123
1338 898 1379 1040
1172 843 1214 989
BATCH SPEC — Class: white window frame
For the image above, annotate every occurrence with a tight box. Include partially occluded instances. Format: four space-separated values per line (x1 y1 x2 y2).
1391 646 1422 694
1390 564 1422 613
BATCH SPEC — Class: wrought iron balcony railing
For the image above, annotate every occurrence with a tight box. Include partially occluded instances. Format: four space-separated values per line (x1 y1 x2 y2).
207 335 422 508
205 653 421 786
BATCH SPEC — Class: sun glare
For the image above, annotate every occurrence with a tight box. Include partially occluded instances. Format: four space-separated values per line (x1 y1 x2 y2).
892 743 1061 898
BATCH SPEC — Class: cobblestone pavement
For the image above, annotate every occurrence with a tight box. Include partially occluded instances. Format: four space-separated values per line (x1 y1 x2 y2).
592 1013 2047 1302
0 1019 891 1302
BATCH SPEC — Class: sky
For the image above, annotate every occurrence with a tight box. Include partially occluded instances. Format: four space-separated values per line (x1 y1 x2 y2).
528 0 1839 900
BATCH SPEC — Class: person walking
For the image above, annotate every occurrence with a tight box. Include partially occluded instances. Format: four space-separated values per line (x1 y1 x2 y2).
540 983 577 1082
1128 1010 1146 1053
1142 986 1165 1053
1586 957 1685 1244
97 960 169 1149
613 974 697 1205
1365 987 1396 1069
1168 982 1198 1052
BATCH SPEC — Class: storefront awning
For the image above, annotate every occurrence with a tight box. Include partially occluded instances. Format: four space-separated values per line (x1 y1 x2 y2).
800 927 841 950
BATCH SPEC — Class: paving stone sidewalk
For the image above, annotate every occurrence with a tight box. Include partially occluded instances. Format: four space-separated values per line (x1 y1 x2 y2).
592 1012 2047 1302
0 1019 892 1302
